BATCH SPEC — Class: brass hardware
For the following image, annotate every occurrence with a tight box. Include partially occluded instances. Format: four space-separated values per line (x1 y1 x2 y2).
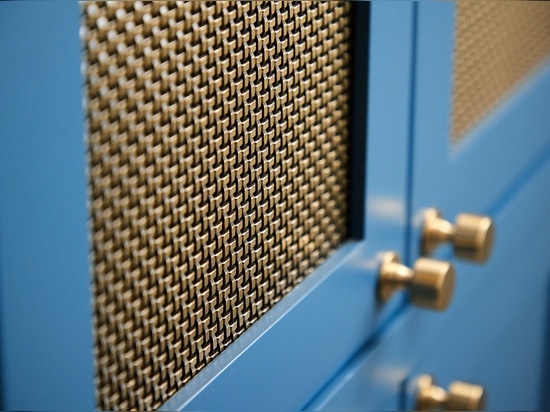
422 208 495 263
377 252 455 311
415 374 487 411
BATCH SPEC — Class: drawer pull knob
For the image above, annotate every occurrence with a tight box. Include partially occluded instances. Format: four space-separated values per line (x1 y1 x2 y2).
377 251 455 311
415 374 486 411
422 208 495 263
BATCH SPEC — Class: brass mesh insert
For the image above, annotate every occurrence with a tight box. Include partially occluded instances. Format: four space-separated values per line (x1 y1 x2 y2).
83 2 352 410
452 1 550 142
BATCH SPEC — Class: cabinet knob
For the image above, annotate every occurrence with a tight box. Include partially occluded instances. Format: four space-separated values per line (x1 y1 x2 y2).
377 251 455 311
415 374 486 411
422 208 495 263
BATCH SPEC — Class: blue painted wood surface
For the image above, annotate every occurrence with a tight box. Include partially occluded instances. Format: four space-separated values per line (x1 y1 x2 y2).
0 2 415 410
0 2 95 410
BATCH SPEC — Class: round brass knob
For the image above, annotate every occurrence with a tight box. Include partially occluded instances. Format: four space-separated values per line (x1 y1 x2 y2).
415 374 486 411
422 208 495 263
377 251 455 311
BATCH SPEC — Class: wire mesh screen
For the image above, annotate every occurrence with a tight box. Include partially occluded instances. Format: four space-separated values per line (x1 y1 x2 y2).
82 1 352 410
452 1 550 142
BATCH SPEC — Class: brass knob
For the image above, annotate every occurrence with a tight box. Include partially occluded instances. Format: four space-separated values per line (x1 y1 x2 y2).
422 208 495 263
415 374 486 411
377 251 455 311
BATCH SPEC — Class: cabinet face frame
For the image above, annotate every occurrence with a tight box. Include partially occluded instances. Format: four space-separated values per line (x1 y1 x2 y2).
409 2 550 262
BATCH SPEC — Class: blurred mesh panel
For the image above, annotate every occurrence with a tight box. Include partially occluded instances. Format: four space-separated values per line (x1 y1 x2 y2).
452 1 550 142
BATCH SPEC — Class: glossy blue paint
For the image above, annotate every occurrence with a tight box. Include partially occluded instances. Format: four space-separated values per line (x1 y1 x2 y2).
0 3 95 410
306 139 550 411
162 2 415 410
410 2 550 260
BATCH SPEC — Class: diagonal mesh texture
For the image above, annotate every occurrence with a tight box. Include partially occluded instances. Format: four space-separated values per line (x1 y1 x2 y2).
452 1 550 142
82 2 353 410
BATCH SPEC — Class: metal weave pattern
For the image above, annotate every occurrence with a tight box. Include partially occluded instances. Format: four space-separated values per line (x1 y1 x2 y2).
452 1 550 142
83 2 352 410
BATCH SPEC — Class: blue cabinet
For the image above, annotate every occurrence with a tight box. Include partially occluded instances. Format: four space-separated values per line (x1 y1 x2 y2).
0 2 549 411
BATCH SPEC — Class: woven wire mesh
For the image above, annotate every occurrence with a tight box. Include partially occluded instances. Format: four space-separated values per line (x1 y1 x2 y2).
452 1 550 142
83 1 353 409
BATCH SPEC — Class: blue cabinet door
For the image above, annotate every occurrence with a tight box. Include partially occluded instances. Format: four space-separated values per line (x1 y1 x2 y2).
0 2 413 410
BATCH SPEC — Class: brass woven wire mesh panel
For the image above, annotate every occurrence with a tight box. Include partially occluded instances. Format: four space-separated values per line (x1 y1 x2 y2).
83 1 352 410
452 1 550 142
